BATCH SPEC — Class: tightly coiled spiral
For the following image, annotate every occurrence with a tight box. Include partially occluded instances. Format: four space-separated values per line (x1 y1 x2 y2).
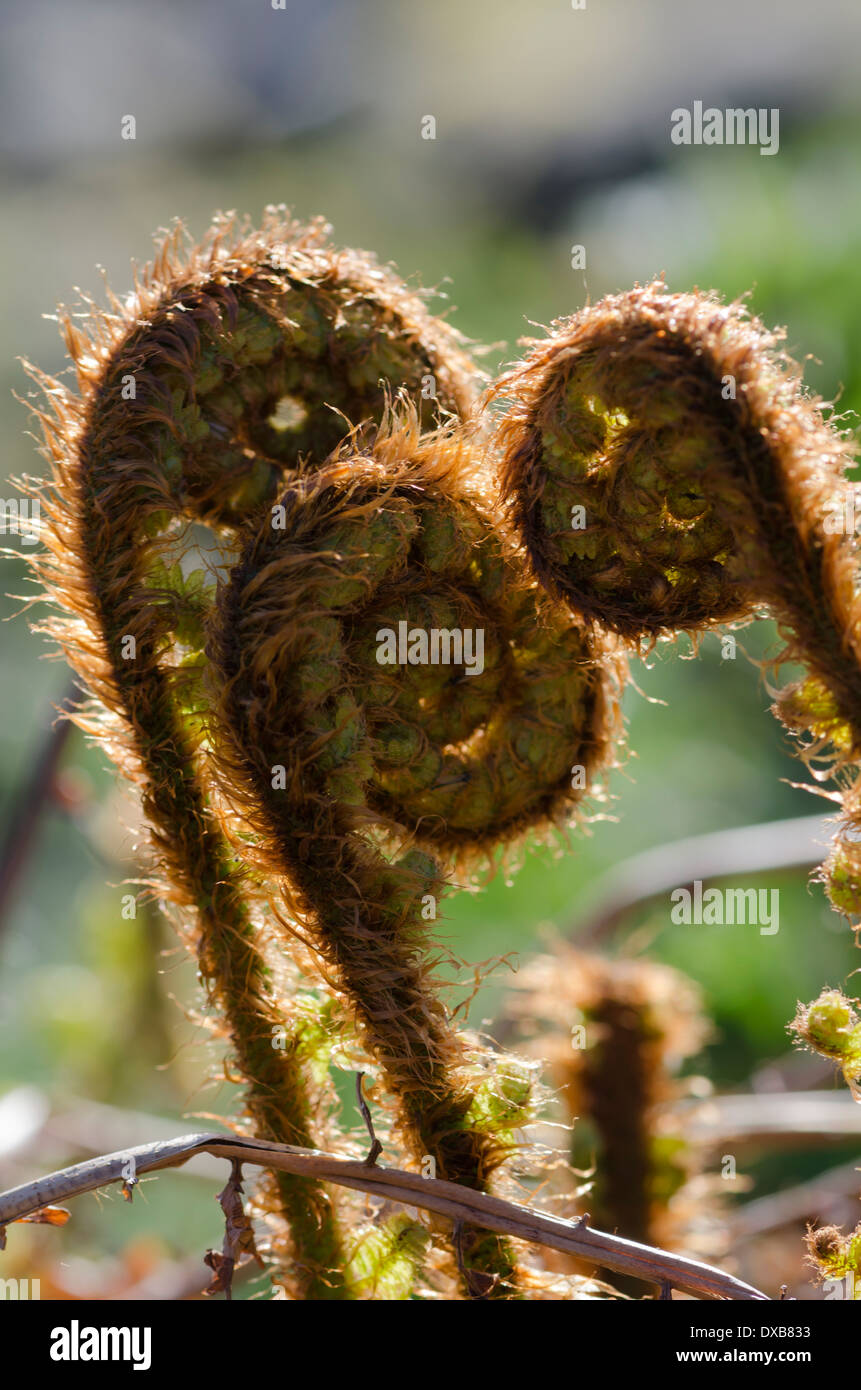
27 210 483 1297
23 213 861 1299
206 433 614 1185
26 210 620 1299
496 281 861 920
205 440 616 1291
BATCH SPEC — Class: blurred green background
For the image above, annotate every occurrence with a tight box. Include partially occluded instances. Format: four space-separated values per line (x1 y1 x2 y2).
1 0 860 1297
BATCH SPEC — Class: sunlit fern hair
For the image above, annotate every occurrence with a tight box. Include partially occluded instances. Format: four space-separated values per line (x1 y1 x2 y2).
18 209 861 1299
790 988 861 1100
790 989 861 1297
805 1219 861 1299
508 948 713 1264
21 209 622 1300
492 280 861 923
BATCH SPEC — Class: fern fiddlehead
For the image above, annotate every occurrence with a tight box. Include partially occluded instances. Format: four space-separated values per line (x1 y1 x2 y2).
203 419 620 1293
25 216 861 1299
790 988 861 1291
27 209 622 1297
26 209 481 1297
791 988 861 1098
495 280 861 918
510 947 710 1263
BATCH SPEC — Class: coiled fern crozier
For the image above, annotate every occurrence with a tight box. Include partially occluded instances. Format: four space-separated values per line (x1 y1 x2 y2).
494 283 861 913
509 948 712 1264
20 209 861 1299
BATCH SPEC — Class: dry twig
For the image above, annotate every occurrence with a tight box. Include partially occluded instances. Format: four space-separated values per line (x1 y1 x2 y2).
0 1131 770 1301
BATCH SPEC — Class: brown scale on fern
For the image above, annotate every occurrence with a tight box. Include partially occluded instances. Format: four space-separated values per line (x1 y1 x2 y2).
23 208 481 1298
24 207 623 1299
508 947 715 1292
26 211 861 1299
204 417 622 1296
494 280 861 919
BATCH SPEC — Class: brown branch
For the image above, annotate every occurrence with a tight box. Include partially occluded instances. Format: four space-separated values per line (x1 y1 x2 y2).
354 1072 383 1167
0 1131 769 1301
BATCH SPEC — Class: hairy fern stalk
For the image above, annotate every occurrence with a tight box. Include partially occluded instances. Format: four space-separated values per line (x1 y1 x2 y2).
19 209 861 1299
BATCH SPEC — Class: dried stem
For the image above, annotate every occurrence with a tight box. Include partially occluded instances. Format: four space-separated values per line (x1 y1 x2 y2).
0 1133 769 1302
